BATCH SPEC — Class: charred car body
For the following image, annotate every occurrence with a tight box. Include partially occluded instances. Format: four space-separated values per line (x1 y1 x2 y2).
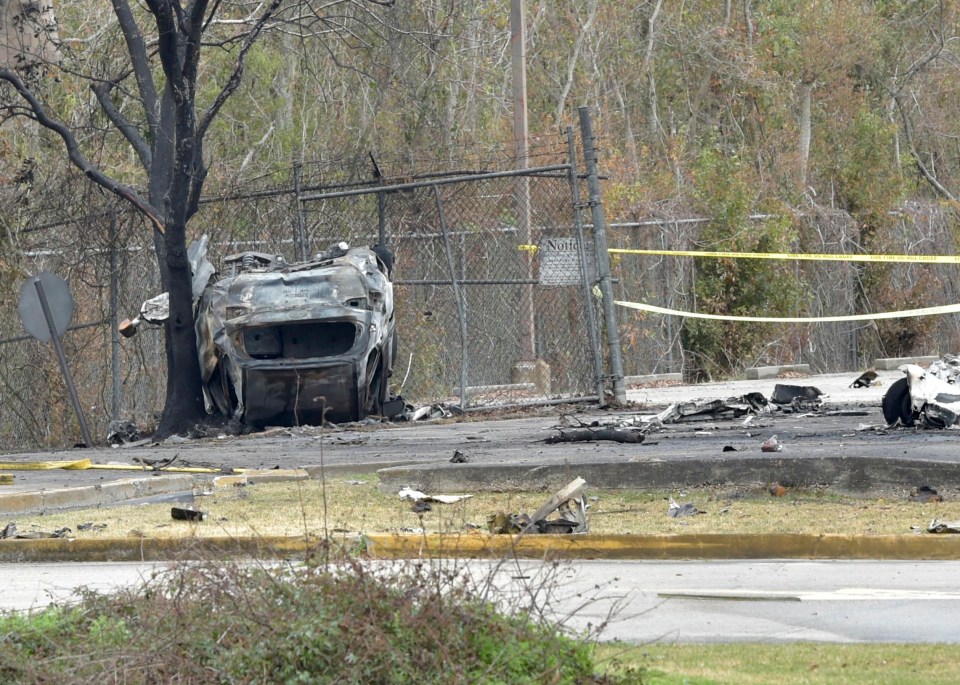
883 355 960 428
127 238 396 427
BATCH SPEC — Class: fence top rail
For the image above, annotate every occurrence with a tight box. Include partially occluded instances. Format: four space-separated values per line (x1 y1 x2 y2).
298 164 573 202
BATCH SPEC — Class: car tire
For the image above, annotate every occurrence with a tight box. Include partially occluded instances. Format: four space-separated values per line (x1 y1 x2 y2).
882 377 917 427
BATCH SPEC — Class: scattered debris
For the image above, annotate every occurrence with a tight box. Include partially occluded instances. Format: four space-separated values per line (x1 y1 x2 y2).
107 420 141 445
488 477 589 534
171 507 207 522
760 435 783 452
771 384 824 410
769 482 787 497
77 522 107 531
909 485 944 503
722 445 738 452
546 427 645 444
404 403 464 422
450 450 469 463
656 394 768 424
667 497 700 517
928 519 960 534
398 487 472 504
133 454 179 470
850 370 879 388
410 500 432 514
0 473 12 485
885 356 960 428
1 522 72 539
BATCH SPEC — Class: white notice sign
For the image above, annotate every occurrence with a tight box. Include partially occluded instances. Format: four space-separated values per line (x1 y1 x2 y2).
539 238 596 286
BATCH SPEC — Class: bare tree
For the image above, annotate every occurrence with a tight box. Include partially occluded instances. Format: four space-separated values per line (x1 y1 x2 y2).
0 0 392 438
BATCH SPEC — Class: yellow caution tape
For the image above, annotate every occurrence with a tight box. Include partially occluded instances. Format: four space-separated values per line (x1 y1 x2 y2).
521 244 960 263
0 459 92 470
609 248 960 264
615 300 960 323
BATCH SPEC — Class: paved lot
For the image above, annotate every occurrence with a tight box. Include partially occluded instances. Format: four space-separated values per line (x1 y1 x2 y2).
3 368 959 515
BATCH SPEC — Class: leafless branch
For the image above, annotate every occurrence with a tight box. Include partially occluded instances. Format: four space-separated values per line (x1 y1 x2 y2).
0 69 164 231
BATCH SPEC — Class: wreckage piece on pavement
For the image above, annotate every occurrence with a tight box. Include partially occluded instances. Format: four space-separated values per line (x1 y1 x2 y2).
125 237 398 428
884 356 960 428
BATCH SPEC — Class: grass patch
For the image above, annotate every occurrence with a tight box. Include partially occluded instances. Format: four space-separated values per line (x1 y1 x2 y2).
594 642 959 684
7 477 960 540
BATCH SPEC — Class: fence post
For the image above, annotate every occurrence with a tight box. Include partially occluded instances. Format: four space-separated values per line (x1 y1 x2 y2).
433 185 469 409
566 126 605 402
578 106 626 404
109 211 121 421
293 160 308 261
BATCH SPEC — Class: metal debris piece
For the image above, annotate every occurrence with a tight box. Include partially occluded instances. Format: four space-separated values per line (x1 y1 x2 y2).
410 500 432 514
107 420 141 445
0 523 72 539
77 522 107 531
398 487 472 504
771 384 824 410
886 357 960 428
171 507 207 522
488 477 589 535
928 519 960 534
760 435 783 452
546 427 644 444
124 236 399 428
909 485 944 503
667 497 699 517
850 370 878 388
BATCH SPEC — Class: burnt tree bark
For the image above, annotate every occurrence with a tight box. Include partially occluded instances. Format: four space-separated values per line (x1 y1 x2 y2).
0 0 312 438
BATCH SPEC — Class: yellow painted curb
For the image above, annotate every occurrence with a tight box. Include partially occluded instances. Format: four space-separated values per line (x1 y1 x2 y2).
0 459 92 470
0 536 321 563
5 533 960 563
363 533 960 561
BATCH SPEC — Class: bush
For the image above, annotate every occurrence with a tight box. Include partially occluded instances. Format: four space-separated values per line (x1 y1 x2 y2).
0 557 634 684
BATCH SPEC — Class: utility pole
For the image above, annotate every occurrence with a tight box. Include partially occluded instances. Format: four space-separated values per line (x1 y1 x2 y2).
510 0 550 393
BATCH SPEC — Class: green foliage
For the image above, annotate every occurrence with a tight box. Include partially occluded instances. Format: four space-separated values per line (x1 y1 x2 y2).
0 560 628 684
682 148 804 380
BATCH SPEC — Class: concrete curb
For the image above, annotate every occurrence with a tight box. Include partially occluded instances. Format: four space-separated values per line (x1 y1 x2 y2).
364 533 960 560
376 456 960 495
0 475 196 516
3 532 960 563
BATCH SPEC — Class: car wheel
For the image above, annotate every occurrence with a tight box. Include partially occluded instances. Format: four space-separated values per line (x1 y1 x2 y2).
882 377 917 427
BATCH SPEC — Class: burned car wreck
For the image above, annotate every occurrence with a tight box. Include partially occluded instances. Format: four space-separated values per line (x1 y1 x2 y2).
883 355 960 428
126 237 397 427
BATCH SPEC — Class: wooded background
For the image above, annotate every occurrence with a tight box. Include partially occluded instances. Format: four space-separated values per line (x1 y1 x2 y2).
1 1 959 447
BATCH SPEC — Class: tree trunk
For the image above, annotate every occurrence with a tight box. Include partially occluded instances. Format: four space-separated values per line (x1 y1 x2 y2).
798 80 813 191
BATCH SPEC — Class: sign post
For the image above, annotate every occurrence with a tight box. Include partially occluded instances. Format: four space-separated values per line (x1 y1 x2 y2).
18 273 93 447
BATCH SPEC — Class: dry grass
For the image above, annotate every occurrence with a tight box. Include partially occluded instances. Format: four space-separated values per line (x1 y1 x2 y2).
595 642 960 685
9 477 960 540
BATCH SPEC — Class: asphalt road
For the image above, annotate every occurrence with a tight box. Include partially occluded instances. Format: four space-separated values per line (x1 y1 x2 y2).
4 368 960 505
5 559 960 643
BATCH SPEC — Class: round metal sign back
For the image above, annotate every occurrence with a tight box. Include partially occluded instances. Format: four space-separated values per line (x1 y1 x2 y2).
18 272 74 342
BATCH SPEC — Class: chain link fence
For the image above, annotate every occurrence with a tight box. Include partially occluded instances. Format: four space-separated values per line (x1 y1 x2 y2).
0 141 605 450
608 200 960 380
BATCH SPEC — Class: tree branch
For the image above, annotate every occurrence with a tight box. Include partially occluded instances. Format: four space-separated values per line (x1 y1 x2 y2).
0 69 165 232
896 93 958 203
110 0 159 133
91 81 153 169
197 0 283 139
